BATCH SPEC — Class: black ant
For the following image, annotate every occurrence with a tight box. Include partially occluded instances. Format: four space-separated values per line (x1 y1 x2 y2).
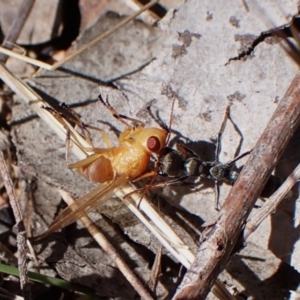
153 104 281 210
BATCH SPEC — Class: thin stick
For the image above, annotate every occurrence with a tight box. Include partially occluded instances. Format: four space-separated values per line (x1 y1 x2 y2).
173 72 300 299
148 245 162 291
59 190 154 300
0 152 31 299
244 162 300 239
0 0 35 63
0 0 159 71
0 47 53 69
51 0 159 69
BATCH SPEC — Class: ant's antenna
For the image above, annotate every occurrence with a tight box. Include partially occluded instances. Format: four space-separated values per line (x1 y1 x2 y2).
165 98 176 146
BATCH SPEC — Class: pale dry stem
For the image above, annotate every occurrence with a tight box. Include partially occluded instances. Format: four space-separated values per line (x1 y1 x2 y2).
59 189 154 300
244 162 300 239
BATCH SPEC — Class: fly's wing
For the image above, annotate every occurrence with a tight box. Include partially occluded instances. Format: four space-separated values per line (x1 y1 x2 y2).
36 174 127 240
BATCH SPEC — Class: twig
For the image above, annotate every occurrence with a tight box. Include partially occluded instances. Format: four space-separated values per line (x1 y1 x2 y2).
0 0 35 63
59 190 154 300
50 0 159 70
244 162 300 239
173 72 300 299
0 152 31 299
147 245 162 292
0 0 159 70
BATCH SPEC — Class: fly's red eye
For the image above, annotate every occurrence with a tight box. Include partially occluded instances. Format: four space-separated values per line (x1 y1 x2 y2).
147 136 161 152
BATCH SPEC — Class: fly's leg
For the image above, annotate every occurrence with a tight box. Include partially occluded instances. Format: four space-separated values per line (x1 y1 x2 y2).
59 103 113 148
43 105 113 168
165 97 176 145
145 97 176 146
43 105 95 151
58 103 95 149
98 94 144 128
64 123 114 169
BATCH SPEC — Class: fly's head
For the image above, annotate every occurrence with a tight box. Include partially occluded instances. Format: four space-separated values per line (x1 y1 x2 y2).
132 127 168 155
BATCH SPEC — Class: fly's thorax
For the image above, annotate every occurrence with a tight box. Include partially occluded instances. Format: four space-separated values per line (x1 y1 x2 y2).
111 141 150 179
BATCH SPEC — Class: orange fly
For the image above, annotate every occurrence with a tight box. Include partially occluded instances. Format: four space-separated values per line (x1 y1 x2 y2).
36 95 170 240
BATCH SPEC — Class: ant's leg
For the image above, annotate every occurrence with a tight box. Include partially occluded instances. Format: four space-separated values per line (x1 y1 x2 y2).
216 101 245 160
211 104 232 210
226 105 244 158
132 170 160 182
178 143 199 158
83 124 113 148
215 103 232 163
215 102 244 161
124 176 189 199
164 176 190 187
213 102 242 209
98 94 144 128
148 176 189 188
